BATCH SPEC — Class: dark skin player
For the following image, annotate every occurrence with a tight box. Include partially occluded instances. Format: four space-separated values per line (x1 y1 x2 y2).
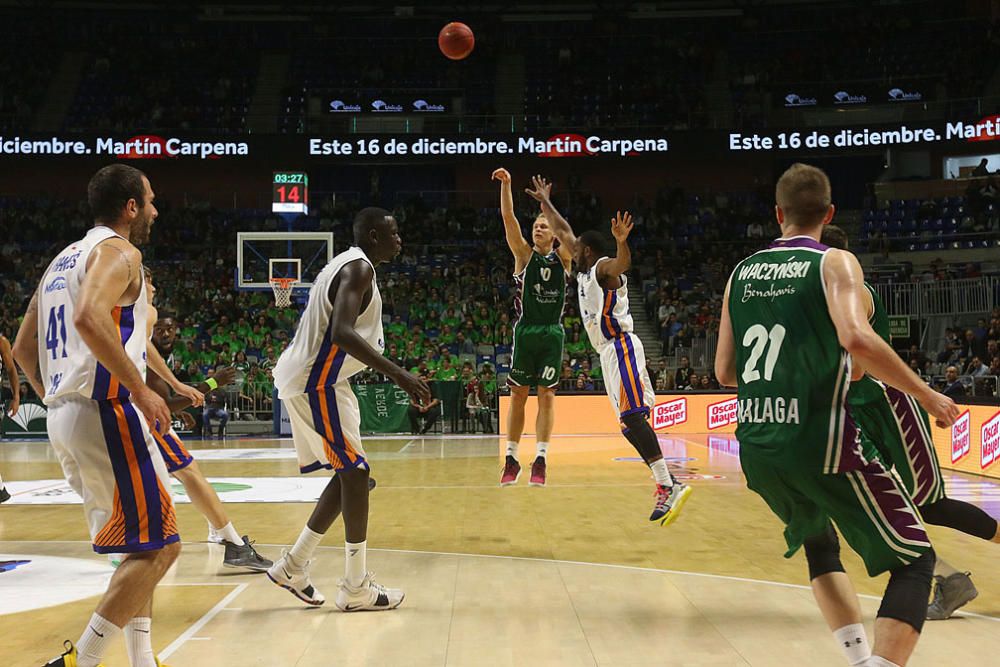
307 213 430 543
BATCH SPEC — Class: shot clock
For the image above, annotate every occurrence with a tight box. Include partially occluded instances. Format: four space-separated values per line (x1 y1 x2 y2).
272 171 308 215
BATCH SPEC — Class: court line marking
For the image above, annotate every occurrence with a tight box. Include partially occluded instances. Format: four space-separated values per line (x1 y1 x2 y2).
158 582 248 660
9 539 1000 624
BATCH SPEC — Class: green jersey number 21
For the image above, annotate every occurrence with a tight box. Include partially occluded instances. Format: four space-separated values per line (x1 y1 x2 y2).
741 324 786 383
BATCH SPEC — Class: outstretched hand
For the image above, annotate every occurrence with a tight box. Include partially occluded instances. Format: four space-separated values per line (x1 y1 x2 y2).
611 210 634 241
524 175 552 203
491 168 511 185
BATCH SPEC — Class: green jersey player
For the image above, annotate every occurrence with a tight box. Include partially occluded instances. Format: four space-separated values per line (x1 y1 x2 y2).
822 224 1000 622
716 164 959 667
492 168 571 488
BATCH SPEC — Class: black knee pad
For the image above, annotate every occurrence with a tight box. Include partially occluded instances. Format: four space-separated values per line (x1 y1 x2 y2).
620 412 660 463
878 548 936 634
803 524 845 580
920 498 999 541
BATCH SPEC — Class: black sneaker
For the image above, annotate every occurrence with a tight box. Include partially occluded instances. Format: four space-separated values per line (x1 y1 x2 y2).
0 487 10 504
223 536 272 572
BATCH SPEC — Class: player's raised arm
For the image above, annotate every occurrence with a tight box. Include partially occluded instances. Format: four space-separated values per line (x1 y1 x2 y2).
714 281 737 388
492 168 532 269
823 248 959 426
148 366 234 412
330 259 431 403
12 287 45 400
0 334 21 417
596 211 633 286
525 175 578 252
75 239 170 431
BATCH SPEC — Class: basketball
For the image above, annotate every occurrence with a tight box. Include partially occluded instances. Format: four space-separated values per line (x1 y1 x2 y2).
438 21 474 60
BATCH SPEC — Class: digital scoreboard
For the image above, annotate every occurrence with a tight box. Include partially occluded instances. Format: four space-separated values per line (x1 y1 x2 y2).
272 171 308 215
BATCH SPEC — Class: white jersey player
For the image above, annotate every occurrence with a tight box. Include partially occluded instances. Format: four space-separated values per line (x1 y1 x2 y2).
267 207 430 613
524 176 692 526
13 164 181 667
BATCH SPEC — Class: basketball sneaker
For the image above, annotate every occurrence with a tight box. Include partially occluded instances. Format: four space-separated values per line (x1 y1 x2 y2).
335 572 404 612
43 641 104 667
266 550 325 606
528 457 546 487
649 482 693 526
223 536 272 572
0 486 10 503
927 571 978 620
500 455 521 486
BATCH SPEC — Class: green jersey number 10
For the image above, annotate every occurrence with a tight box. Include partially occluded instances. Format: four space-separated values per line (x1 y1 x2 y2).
741 324 786 383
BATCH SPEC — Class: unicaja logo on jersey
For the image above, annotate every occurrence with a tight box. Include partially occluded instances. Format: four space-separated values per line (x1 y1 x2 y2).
981 411 1000 469
707 397 739 430
951 410 971 463
652 398 687 430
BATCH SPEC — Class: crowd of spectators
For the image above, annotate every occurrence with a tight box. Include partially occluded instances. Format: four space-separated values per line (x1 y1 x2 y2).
929 311 1000 397
3 180 998 430
4 4 998 136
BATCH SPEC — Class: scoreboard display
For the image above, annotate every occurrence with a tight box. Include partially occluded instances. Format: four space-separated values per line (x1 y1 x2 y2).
272 171 308 215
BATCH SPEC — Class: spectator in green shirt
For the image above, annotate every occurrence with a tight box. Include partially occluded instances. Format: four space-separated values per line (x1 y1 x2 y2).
563 306 582 331
565 331 588 358
436 357 459 381
473 305 494 329
580 357 601 380
479 363 498 396
441 307 461 329
477 324 495 345
438 325 456 346
385 315 407 339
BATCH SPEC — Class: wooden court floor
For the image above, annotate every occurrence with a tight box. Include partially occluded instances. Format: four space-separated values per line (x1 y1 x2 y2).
1 432 999 666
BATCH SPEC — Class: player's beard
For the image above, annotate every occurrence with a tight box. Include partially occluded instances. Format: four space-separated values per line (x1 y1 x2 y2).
130 210 153 244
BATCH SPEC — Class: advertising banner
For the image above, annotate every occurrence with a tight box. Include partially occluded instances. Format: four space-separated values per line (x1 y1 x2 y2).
500 394 1000 481
2 116 999 165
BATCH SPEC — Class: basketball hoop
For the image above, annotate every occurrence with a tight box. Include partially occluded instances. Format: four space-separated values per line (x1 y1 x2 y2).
269 277 297 308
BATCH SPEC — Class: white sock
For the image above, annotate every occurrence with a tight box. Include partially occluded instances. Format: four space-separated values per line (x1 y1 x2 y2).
866 657 900 667
345 540 367 587
287 526 324 569
535 441 549 460
506 441 518 458
0 471 4 486
75 613 120 667
217 522 243 545
649 459 672 487
124 617 156 667
833 623 871 666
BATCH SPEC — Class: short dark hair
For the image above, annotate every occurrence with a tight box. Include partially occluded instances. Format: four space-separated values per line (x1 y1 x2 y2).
88 164 147 222
820 224 849 250
578 230 607 256
776 163 831 226
353 207 393 243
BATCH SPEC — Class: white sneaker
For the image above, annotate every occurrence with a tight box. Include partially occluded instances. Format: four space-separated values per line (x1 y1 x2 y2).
207 525 224 544
266 550 325 606
335 571 404 612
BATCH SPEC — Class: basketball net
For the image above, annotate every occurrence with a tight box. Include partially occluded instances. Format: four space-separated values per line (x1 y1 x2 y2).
269 277 297 308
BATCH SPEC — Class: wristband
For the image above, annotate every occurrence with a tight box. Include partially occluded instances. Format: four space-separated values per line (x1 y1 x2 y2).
205 378 218 390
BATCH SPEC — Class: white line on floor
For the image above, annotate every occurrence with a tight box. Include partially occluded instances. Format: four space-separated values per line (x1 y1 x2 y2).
158 583 248 660
398 438 419 453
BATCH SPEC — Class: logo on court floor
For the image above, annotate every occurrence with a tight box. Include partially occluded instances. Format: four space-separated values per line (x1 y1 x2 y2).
951 410 971 464
652 398 687 430
981 411 1000 470
707 398 738 430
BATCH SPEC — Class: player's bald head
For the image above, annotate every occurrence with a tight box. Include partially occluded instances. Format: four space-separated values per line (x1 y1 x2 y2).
775 163 833 227
353 207 394 244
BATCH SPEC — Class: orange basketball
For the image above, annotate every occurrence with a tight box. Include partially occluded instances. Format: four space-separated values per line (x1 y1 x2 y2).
438 22 474 60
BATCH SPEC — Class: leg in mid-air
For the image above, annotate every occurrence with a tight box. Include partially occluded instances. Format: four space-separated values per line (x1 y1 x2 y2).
501 384 529 485
919 496 997 619
529 385 556 486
